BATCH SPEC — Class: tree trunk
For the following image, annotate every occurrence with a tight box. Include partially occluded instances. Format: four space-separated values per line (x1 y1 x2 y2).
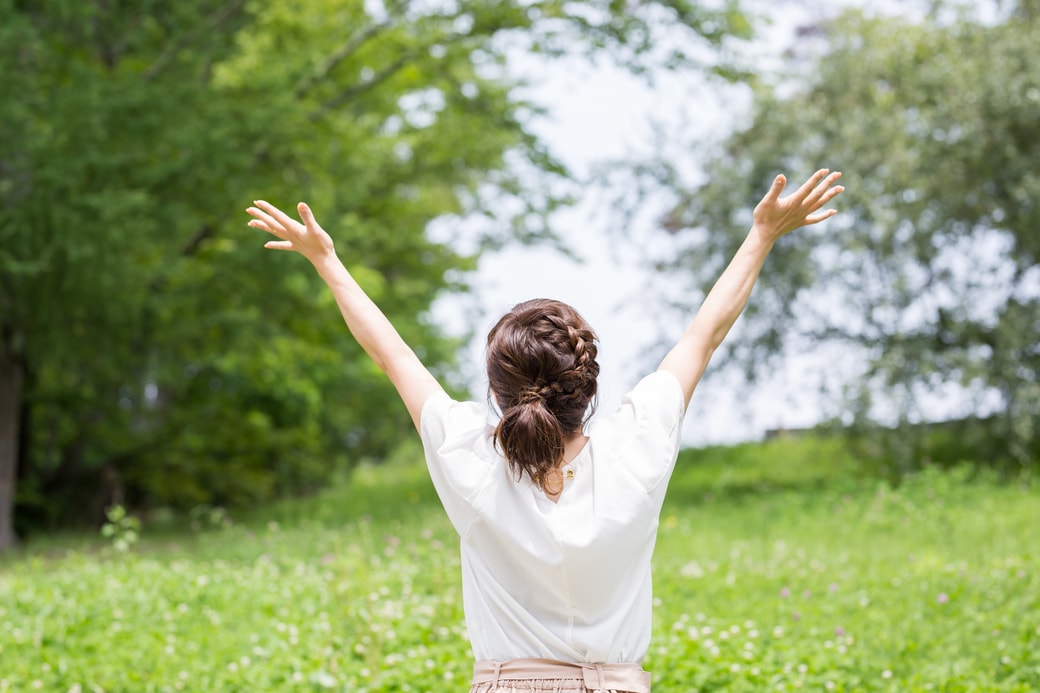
0 354 24 552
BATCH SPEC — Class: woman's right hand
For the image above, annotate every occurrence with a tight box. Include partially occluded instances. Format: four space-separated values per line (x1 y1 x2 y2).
246 200 336 267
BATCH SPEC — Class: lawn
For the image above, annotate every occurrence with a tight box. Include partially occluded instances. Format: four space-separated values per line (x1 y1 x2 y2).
1 437 1037 692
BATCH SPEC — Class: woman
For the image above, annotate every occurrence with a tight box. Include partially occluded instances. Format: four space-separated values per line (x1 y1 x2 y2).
246 168 844 692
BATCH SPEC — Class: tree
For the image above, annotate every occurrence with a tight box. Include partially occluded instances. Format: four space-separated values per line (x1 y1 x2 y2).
0 0 751 549
650 3 1039 471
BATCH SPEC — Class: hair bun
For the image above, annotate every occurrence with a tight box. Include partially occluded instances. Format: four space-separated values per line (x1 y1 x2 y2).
517 387 544 405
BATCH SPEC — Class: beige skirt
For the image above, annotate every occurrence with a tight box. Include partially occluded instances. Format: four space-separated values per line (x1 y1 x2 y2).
469 658 651 693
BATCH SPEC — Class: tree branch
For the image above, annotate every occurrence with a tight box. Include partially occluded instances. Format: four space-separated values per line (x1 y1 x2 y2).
310 50 422 119
293 21 393 98
180 225 215 257
142 0 247 82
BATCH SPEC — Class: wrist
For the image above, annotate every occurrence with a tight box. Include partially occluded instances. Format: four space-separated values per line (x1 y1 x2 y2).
310 250 344 278
748 224 780 249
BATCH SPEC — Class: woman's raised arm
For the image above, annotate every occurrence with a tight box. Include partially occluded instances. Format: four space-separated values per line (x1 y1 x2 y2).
246 200 443 430
658 169 844 407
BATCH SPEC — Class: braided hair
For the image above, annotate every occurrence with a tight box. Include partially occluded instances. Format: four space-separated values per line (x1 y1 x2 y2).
486 299 600 494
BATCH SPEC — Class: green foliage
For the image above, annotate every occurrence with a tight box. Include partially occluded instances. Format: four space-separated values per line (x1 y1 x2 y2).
653 3 1040 472
99 504 141 553
1 0 752 540
1 446 1038 691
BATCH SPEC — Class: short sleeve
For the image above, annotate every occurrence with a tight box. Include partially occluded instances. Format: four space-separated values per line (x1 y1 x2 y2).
598 370 686 493
419 392 498 535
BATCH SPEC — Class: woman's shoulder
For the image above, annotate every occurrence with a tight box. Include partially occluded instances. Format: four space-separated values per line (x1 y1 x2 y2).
420 392 497 455
598 370 685 434
588 370 685 489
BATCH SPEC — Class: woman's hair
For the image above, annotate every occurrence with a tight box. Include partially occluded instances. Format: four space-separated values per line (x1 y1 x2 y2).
486 298 600 493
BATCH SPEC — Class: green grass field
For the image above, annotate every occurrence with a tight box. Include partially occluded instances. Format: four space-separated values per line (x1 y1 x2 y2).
1 437 1037 692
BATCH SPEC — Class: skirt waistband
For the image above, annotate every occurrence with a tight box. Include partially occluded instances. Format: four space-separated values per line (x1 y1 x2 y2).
472 658 651 692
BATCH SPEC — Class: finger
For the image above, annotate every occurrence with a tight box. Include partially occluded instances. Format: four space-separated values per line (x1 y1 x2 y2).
764 174 787 203
806 172 842 205
815 184 845 208
297 201 319 230
806 183 845 213
247 217 285 239
792 168 831 201
264 240 295 251
804 208 838 225
253 199 300 231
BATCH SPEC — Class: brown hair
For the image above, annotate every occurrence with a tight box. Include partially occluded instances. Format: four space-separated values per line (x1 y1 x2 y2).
486 299 600 493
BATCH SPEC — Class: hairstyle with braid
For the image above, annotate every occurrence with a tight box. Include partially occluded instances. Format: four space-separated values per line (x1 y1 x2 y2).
486 299 600 494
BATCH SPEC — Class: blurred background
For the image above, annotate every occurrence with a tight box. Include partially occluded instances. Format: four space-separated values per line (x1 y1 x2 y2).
1 0 1037 550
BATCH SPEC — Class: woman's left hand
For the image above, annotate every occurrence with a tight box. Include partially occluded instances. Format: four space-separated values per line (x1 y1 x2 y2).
752 169 844 241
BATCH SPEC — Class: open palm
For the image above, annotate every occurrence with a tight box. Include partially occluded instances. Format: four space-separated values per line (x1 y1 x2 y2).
246 200 335 264
753 169 844 240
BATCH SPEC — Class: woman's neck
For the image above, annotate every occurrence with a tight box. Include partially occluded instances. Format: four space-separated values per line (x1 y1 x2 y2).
562 431 589 465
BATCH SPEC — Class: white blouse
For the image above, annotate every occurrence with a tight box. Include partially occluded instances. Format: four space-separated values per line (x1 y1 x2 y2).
419 370 686 664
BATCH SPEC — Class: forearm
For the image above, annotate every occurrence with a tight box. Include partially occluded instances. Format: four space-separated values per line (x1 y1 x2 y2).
312 254 413 373
312 253 441 427
685 225 775 351
658 225 775 405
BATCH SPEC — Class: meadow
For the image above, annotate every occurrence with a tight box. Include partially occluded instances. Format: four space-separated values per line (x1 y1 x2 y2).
1 437 1037 692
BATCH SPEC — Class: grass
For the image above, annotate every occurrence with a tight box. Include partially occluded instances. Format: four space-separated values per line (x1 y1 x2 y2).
0 436 1037 692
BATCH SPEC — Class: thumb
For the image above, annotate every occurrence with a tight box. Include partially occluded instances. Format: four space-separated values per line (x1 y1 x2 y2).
765 174 787 202
297 201 318 229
